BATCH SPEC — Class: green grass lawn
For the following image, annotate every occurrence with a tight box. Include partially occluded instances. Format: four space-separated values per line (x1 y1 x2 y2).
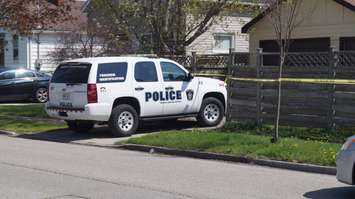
0 117 66 134
123 130 341 166
0 104 66 134
0 104 49 118
223 122 354 144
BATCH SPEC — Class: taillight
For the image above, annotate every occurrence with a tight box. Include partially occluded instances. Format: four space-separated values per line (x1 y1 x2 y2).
87 84 97 103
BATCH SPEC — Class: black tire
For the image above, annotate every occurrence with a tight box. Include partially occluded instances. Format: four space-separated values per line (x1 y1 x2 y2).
109 104 139 137
66 120 94 133
197 97 224 127
35 87 49 103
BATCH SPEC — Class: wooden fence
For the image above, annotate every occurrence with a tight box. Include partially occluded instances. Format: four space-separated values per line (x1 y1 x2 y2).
167 49 355 129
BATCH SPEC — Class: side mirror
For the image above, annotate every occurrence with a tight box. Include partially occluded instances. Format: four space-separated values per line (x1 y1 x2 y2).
187 72 194 81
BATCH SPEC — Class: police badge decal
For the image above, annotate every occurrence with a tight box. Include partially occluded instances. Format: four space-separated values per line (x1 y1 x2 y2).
186 90 194 101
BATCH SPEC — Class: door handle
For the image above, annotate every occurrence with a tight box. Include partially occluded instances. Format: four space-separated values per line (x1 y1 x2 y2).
135 87 144 91
165 86 174 90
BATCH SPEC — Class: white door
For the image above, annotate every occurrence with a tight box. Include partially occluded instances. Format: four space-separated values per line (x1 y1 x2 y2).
132 61 164 117
159 61 199 115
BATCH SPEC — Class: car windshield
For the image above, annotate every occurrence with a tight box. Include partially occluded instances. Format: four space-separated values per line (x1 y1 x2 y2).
51 63 91 84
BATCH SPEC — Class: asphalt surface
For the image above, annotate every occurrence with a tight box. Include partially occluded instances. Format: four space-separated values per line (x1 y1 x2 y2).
0 135 353 199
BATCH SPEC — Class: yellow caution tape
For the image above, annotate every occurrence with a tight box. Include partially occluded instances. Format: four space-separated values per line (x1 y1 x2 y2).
193 73 355 85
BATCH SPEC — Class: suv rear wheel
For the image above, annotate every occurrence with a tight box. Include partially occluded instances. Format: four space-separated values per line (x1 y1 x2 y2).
66 120 94 133
109 104 139 137
197 97 224 127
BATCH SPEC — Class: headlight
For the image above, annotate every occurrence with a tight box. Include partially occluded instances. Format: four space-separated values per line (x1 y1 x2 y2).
341 138 355 150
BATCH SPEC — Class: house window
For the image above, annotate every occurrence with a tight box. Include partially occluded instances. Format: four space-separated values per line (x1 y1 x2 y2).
213 33 234 53
13 35 19 62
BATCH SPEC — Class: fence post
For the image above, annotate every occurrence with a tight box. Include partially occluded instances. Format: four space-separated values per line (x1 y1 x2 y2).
328 47 337 129
256 48 263 127
191 52 197 74
226 48 235 122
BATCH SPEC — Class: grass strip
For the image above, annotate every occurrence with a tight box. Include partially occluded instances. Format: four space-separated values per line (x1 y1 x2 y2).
0 117 66 134
0 104 49 118
123 130 341 166
223 122 355 144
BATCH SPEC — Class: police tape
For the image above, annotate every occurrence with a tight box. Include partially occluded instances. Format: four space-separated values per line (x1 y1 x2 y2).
193 73 355 85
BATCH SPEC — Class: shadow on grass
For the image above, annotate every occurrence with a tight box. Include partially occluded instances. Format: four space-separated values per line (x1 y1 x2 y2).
304 186 355 199
18 119 198 144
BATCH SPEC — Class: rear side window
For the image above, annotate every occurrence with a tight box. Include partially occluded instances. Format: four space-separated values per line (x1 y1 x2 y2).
135 62 158 82
0 71 15 80
51 63 91 84
16 71 35 78
97 62 128 83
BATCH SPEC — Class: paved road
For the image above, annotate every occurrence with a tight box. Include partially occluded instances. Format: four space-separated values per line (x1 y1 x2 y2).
0 136 353 199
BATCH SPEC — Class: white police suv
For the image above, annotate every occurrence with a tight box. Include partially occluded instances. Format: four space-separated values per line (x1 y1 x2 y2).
46 57 227 136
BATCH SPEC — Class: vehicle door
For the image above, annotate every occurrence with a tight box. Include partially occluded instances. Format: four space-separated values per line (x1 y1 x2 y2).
159 61 199 115
0 71 16 102
14 70 37 100
132 61 164 117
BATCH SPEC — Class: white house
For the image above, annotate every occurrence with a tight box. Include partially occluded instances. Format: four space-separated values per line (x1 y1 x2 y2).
0 0 86 72
186 15 252 54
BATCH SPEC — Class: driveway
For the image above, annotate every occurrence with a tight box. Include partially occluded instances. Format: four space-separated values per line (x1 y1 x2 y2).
0 135 351 199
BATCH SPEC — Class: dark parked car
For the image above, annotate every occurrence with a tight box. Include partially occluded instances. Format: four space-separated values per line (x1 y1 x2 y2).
0 68 51 103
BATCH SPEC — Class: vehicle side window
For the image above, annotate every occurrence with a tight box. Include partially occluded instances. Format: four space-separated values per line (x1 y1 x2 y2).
97 62 128 83
16 71 35 78
160 62 187 82
0 71 15 80
135 62 158 82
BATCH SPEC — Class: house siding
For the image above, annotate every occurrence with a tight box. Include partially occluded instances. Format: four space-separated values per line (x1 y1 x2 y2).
248 0 355 65
186 16 252 54
28 33 61 72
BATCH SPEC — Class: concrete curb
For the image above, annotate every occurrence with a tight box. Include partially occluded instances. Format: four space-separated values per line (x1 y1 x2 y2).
0 130 18 136
118 144 336 176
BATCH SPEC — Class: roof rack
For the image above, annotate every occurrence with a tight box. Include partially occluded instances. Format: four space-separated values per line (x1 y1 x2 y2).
120 54 159 58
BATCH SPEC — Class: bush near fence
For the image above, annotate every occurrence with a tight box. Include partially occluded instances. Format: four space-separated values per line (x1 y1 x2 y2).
166 50 355 129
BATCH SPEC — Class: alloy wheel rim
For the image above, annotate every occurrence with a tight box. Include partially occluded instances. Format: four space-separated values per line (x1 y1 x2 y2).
203 103 220 123
36 88 48 103
118 111 134 132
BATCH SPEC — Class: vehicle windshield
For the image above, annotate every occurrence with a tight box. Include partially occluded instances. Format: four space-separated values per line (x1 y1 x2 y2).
51 63 91 84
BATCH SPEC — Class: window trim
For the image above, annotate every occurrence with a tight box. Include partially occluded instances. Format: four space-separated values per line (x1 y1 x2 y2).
13 34 19 62
160 61 188 82
213 33 235 53
134 61 159 83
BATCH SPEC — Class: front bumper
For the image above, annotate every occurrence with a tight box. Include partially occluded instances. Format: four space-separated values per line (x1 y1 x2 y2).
45 103 111 122
336 150 355 185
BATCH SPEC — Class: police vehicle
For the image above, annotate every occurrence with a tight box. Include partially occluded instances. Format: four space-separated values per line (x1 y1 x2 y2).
46 57 227 136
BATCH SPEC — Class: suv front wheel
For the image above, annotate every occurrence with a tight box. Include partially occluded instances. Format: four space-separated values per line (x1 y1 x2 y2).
197 97 224 127
109 104 139 137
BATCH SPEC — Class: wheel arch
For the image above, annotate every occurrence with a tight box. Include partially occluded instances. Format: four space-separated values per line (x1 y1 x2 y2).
112 97 141 116
202 92 226 109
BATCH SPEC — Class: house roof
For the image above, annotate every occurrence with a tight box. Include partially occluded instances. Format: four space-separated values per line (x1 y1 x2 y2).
241 0 355 33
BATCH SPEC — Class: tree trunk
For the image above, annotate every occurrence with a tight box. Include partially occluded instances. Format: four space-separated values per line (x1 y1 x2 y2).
273 54 284 143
